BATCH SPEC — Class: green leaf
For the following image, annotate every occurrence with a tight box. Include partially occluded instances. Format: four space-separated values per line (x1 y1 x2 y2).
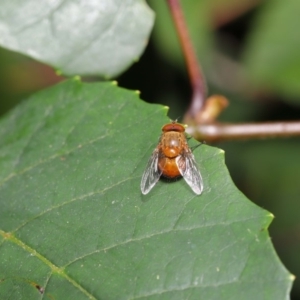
224 139 300 295
0 0 154 77
0 80 293 299
243 0 300 100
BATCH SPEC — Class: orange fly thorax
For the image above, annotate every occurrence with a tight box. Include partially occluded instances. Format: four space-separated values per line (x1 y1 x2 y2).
158 122 186 178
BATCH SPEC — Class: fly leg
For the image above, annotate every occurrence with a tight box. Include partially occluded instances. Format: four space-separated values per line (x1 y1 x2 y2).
190 140 206 151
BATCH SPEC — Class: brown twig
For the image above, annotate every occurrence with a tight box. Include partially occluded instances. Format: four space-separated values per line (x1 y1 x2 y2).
187 122 300 142
167 0 206 118
167 0 300 142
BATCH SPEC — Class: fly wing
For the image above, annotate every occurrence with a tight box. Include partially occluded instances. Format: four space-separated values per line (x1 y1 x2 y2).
141 149 162 195
176 150 203 195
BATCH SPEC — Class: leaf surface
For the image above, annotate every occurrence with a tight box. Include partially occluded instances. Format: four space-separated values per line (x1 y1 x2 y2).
0 0 154 77
0 80 293 299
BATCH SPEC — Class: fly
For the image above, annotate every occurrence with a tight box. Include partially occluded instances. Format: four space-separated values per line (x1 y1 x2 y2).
141 121 203 195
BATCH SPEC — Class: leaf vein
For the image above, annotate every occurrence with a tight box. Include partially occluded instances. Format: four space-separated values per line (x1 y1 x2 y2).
63 219 258 268
13 176 139 233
